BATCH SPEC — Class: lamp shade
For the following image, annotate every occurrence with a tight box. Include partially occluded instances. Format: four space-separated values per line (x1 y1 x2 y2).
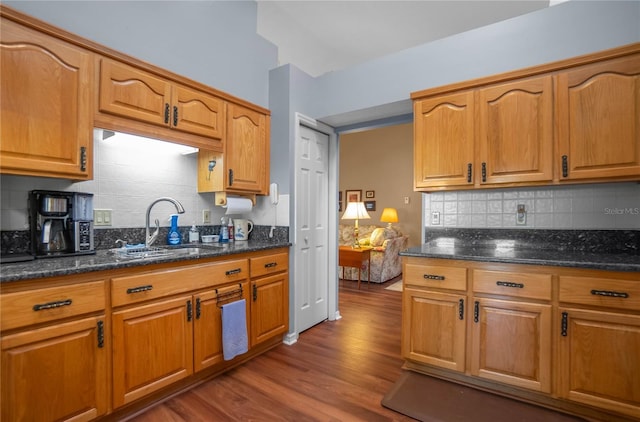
380 208 399 223
341 202 370 220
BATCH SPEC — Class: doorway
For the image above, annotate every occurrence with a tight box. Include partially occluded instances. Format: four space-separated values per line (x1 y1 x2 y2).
288 113 339 343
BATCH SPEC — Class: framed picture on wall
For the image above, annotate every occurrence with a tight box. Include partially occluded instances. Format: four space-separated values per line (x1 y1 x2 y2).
365 190 375 199
364 201 376 211
345 190 361 204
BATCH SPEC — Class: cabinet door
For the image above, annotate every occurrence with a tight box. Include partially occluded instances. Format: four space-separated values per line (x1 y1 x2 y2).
225 103 269 194
558 308 640 420
193 282 249 371
557 53 640 180
1 316 107 422
478 76 553 184
172 84 225 144
414 91 475 189
99 58 172 127
112 295 193 408
402 287 466 372
251 272 288 346
0 19 92 179
470 298 552 393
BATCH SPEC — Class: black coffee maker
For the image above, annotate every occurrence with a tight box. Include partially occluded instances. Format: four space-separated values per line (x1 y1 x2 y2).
29 190 95 258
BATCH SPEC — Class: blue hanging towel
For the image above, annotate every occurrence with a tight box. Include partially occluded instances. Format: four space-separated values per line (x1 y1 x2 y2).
221 299 248 360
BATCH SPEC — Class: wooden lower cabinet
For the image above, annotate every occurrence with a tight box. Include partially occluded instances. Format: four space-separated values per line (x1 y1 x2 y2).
250 252 289 347
402 287 466 372
112 295 194 407
402 257 640 421
558 308 640 420
1 316 108 422
470 297 552 393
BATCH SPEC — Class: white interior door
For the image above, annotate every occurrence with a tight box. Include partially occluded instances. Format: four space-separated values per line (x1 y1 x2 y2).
294 121 331 333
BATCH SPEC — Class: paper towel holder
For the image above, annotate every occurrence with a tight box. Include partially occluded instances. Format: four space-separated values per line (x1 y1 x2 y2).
214 192 256 207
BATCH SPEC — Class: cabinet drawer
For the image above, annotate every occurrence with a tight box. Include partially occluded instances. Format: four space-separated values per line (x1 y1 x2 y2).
250 253 288 278
112 259 248 307
559 276 640 311
1 280 105 331
473 270 552 301
404 263 467 291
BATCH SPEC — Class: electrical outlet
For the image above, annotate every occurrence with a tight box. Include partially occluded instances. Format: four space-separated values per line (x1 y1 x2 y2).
516 204 527 225
431 211 441 225
404 196 410 205
202 209 211 224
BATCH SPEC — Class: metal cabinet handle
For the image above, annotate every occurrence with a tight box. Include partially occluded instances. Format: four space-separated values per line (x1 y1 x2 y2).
562 155 568 178
187 300 193 322
264 262 278 268
474 301 479 323
196 297 202 319
97 320 104 348
496 281 524 289
481 162 487 182
458 299 464 320
591 289 629 299
126 285 153 294
423 274 445 281
33 299 72 311
561 312 568 336
467 163 472 183
225 268 242 276
164 103 170 124
80 147 87 172
253 284 258 301
173 105 178 126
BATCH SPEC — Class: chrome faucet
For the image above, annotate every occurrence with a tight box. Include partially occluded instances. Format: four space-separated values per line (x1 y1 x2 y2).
145 197 186 247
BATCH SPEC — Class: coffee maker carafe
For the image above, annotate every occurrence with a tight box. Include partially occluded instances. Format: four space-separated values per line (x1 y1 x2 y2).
29 190 95 258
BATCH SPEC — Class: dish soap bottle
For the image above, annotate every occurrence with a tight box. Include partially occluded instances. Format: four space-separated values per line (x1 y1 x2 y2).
167 214 181 245
220 217 229 243
228 218 234 242
189 223 199 243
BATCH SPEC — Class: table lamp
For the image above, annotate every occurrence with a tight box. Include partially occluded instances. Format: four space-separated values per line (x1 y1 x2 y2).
341 201 370 248
380 207 399 229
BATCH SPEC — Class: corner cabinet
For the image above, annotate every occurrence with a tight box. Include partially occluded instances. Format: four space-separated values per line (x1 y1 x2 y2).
402 256 640 422
412 43 640 192
198 103 271 196
0 15 93 180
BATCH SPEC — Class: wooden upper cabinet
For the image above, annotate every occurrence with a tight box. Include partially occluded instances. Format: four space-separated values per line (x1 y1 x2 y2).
99 59 171 126
225 103 269 194
557 52 640 181
478 76 553 185
98 58 225 150
0 17 93 180
414 91 475 189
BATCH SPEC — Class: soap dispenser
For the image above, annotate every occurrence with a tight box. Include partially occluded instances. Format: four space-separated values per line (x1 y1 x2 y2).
189 223 199 243
220 217 229 243
167 214 181 245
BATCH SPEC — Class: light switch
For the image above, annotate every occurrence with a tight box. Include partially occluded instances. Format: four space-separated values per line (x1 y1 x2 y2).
431 211 441 225
516 204 526 225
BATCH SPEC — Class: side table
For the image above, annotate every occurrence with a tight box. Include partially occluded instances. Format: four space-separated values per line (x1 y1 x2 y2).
338 246 372 290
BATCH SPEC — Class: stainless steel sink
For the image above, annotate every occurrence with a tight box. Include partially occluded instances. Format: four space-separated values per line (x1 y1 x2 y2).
110 244 224 260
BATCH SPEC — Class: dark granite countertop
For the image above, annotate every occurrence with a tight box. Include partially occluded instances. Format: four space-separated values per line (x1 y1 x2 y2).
401 238 640 272
0 241 291 283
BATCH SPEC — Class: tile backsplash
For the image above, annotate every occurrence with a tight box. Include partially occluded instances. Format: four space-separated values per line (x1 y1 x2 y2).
0 130 289 232
424 183 640 230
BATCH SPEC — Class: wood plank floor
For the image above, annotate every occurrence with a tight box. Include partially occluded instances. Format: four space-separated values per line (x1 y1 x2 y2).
127 277 414 421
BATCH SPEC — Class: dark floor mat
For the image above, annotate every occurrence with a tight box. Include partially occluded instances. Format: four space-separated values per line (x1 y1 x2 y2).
382 371 587 422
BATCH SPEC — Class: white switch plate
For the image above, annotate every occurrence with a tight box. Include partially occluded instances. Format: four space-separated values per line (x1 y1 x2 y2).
516 204 527 225
404 196 410 205
94 209 112 226
202 209 211 224
431 211 441 225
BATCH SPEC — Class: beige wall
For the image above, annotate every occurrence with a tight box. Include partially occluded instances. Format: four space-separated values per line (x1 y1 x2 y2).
339 123 422 247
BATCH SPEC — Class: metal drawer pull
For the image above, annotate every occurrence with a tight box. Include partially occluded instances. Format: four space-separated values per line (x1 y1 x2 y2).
561 312 568 336
226 268 242 276
264 262 278 268
33 299 72 311
473 301 479 323
591 289 629 299
496 281 524 289
458 299 464 320
126 285 153 294
424 274 445 281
